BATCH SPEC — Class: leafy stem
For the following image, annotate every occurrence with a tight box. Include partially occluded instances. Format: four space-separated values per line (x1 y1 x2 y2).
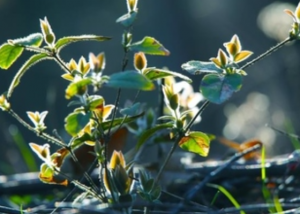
152 100 210 190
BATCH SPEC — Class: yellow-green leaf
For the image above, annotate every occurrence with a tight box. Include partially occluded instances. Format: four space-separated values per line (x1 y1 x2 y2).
179 131 210 156
128 36 170 56
234 50 253 63
0 43 24 69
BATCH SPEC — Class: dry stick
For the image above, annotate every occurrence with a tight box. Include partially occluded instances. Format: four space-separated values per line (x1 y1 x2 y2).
173 143 262 214
217 203 300 214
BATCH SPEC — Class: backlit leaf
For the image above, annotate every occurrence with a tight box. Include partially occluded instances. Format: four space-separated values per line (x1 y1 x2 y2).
116 11 138 28
106 70 154 91
7 53 49 98
143 68 192 83
8 33 43 47
0 43 24 69
55 35 111 51
200 73 242 104
181 60 223 75
179 131 210 156
128 37 170 56
64 111 91 136
234 50 253 63
65 78 92 99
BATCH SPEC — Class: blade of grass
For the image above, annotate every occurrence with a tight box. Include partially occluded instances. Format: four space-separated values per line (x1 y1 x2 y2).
210 190 220 206
9 125 38 171
207 183 245 214
261 144 276 213
273 195 283 213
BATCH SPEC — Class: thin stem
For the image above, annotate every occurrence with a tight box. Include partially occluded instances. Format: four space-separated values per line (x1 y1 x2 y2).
52 53 71 73
152 100 210 189
8 109 65 147
240 37 293 70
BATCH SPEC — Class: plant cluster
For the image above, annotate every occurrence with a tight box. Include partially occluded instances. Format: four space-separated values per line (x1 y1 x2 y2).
1 0 300 213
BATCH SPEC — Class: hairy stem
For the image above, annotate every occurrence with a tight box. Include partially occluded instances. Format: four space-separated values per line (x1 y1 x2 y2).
8 109 65 147
240 37 293 70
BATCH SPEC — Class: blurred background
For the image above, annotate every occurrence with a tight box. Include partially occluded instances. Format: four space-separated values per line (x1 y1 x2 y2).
1 0 300 174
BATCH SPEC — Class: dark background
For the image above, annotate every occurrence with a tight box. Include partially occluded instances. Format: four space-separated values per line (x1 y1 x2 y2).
1 0 300 174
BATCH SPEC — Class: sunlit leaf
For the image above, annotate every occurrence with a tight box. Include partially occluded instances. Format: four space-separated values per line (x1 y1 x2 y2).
143 67 192 83
106 70 155 91
55 35 111 51
8 33 43 47
64 111 91 136
0 43 24 69
128 36 170 56
179 131 210 156
200 73 242 104
52 147 69 168
233 50 253 63
136 123 173 150
39 163 68 186
7 53 49 98
181 60 223 75
87 95 104 111
65 78 92 99
116 11 138 28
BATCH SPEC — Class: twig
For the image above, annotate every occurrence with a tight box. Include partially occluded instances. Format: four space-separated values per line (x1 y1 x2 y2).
240 37 292 70
173 143 262 214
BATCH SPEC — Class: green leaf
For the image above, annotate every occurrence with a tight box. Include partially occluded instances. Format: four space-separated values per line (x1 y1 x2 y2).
179 131 210 156
181 60 223 75
143 67 192 83
7 53 49 98
101 112 144 131
120 102 141 116
55 35 111 51
69 132 95 149
207 184 246 214
128 37 170 56
106 70 155 91
200 73 242 104
64 111 91 136
87 95 104 111
65 78 92 99
8 33 43 47
136 123 173 150
116 11 138 27
0 43 24 69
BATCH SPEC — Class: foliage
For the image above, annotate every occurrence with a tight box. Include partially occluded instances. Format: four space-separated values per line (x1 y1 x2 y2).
1 0 300 213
